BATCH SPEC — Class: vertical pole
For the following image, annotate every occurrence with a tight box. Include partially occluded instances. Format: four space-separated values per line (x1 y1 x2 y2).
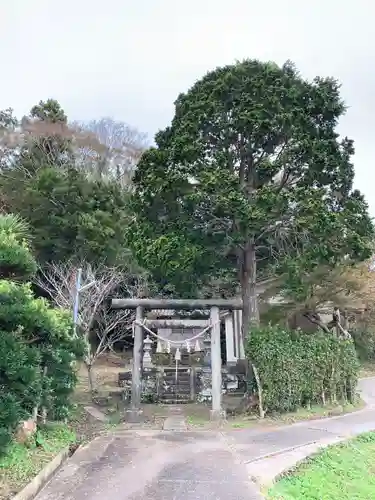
129 306 144 421
225 313 236 365
210 306 224 420
237 309 245 358
190 367 196 402
233 310 239 359
73 268 82 336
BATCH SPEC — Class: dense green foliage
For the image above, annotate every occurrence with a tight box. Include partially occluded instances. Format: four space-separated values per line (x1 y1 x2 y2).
246 325 359 414
0 214 37 279
2 166 130 265
0 214 84 452
128 59 374 331
0 100 133 267
0 233 37 279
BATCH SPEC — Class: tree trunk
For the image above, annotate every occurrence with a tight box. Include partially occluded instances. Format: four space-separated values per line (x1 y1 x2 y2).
240 243 264 417
41 365 48 424
252 363 265 418
86 362 95 395
240 243 259 340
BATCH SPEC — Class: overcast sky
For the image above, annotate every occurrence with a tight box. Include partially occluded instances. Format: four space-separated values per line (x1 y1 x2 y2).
2 0 374 214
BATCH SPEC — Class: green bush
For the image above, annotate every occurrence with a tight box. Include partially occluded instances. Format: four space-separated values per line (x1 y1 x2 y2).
0 214 37 280
0 281 85 451
0 233 37 279
246 325 359 414
0 331 42 450
0 214 85 453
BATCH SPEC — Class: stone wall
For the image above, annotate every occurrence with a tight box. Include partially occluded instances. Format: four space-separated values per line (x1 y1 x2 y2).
196 368 246 403
141 368 159 403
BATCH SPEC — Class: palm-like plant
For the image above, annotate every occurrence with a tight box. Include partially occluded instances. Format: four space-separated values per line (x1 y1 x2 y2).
0 213 36 279
0 213 31 244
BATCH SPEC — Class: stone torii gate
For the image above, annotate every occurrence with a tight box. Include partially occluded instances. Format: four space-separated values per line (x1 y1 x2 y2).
112 298 243 421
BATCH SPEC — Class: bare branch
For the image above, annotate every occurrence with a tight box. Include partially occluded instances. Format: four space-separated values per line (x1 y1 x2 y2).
69 118 149 186
34 261 147 367
302 311 331 334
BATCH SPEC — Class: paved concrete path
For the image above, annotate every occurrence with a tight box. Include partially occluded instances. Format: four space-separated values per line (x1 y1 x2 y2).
36 378 375 500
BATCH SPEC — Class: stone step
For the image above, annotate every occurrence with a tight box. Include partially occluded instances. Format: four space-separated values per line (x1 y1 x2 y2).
164 379 190 385
163 371 190 376
164 383 191 388
164 384 190 388
164 370 190 373
164 372 190 376
163 385 191 391
163 380 190 387
163 375 190 384
164 384 190 390
163 368 190 372
161 393 191 400
161 398 191 405
163 388 191 394
163 390 191 396
161 396 191 400
163 415 188 431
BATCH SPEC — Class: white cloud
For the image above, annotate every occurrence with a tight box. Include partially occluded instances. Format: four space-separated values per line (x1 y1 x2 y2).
2 0 374 213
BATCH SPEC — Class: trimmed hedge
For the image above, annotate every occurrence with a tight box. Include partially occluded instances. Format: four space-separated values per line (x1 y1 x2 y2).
245 325 359 414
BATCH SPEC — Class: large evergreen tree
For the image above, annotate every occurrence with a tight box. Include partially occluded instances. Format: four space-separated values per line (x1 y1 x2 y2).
128 60 374 335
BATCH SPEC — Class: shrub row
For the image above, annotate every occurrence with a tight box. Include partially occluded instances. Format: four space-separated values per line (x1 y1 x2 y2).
246 325 359 414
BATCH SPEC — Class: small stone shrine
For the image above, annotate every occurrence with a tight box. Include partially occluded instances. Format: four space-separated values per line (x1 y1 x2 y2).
114 298 248 421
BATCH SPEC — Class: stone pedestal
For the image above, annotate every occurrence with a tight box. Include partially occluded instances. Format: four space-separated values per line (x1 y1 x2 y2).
125 408 143 423
198 368 212 402
141 367 158 403
210 409 226 421
143 334 154 369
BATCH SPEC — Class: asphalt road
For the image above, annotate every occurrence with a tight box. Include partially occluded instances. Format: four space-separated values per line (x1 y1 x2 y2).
36 378 375 499
35 430 264 499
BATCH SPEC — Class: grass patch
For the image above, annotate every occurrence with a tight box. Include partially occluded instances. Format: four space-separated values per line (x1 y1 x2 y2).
186 415 208 427
0 423 75 500
267 432 375 500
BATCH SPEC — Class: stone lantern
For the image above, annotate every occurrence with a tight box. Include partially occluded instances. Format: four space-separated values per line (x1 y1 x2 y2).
143 335 154 369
